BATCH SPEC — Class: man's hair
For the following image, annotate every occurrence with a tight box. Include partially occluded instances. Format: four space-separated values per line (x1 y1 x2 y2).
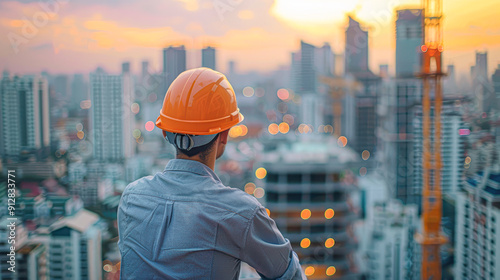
176 134 219 160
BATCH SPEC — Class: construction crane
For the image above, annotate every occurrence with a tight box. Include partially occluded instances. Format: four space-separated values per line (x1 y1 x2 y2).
414 0 447 279
319 76 361 137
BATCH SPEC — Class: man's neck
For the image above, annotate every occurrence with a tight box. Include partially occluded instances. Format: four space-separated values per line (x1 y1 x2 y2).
176 154 216 171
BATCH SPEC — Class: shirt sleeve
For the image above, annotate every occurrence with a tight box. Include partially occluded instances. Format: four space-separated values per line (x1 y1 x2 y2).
240 206 305 280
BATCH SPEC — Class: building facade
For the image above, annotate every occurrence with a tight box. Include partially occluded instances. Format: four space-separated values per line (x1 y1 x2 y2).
258 139 362 279
202 46 216 70
0 74 50 159
90 69 124 161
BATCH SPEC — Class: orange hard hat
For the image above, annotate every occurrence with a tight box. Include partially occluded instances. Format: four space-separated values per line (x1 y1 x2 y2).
156 67 244 135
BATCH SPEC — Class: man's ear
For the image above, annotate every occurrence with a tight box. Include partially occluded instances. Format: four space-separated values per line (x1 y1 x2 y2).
219 130 229 145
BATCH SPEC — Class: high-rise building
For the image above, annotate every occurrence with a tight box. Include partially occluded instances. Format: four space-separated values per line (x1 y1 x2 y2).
344 16 381 157
122 61 136 158
0 74 50 159
345 16 369 74
299 41 316 93
413 99 467 198
16 242 48 280
162 45 186 91
70 74 88 116
364 200 419 280
352 72 381 156
395 9 424 78
258 139 362 279
48 209 102 280
388 8 425 204
202 46 216 70
89 68 124 161
472 51 494 113
456 159 500 280
492 64 500 112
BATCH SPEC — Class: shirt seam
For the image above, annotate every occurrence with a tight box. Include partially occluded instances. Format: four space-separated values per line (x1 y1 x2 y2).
123 192 254 221
240 205 260 260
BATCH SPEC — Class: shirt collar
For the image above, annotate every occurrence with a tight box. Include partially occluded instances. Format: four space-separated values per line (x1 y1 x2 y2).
164 159 221 183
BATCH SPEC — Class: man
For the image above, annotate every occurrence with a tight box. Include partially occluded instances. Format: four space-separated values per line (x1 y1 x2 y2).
118 68 305 279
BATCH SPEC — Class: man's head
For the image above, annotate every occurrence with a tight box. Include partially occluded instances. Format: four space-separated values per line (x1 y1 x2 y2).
156 68 243 168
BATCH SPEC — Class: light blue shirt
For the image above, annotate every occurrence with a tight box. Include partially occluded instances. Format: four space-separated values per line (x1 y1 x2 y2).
118 159 305 279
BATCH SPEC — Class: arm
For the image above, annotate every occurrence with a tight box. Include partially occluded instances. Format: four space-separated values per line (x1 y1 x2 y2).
240 206 305 280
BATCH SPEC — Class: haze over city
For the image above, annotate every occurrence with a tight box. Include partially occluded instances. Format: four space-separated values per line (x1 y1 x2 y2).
1 0 499 75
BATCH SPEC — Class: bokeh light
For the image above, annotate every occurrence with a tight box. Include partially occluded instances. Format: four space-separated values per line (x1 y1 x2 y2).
277 88 289 100
268 123 279 135
362 150 370 160
77 131 85 140
244 182 256 194
326 266 336 276
255 167 267 179
279 122 290 134
131 103 140 114
145 121 155 131
337 136 348 147
266 208 271 217
240 125 248 136
465 156 471 164
229 126 243 138
359 167 367 176
325 238 335 248
325 208 335 219
243 86 255 97
132 129 141 139
76 123 83 131
283 114 294 125
277 102 288 114
305 266 315 276
301 209 311 220
253 187 265 198
300 238 311 248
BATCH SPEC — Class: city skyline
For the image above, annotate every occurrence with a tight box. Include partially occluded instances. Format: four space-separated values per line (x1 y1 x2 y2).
0 0 499 76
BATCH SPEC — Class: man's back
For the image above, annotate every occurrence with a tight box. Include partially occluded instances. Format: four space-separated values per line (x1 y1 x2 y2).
118 159 303 280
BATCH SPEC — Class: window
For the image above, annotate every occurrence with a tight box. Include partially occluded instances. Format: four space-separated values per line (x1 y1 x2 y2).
267 192 278 202
310 173 326 184
310 192 326 202
287 173 302 184
267 173 279 183
287 192 302 203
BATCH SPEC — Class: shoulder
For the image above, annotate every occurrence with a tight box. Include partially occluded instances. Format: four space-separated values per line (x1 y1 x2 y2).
214 185 263 220
122 175 155 196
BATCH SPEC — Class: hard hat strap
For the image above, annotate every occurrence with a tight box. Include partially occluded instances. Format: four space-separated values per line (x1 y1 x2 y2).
164 131 219 151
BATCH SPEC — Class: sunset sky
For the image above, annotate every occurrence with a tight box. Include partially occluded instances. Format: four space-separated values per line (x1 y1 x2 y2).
0 0 499 77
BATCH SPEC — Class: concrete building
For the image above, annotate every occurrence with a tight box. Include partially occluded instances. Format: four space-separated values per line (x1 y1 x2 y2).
89 69 124 161
364 200 419 280
48 209 102 280
395 9 424 78
345 16 369 74
258 138 363 279
456 158 500 280
413 99 467 198
70 74 88 116
121 62 136 159
162 45 186 91
491 64 500 113
472 51 494 113
16 242 48 280
0 74 50 159
289 41 317 94
201 46 216 70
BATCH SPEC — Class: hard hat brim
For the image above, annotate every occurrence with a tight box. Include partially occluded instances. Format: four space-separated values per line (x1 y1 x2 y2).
156 110 244 135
